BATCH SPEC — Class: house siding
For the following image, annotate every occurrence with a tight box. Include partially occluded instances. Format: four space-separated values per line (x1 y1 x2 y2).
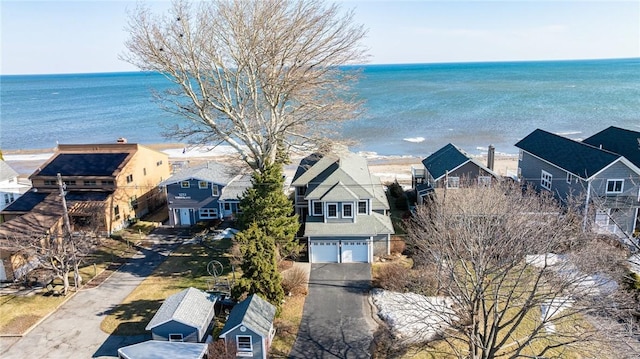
224 328 265 359
372 234 390 258
166 179 223 226
151 321 200 343
432 161 494 188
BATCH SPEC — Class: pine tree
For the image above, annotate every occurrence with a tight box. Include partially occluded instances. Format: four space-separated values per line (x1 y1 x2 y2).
238 163 301 260
232 222 284 314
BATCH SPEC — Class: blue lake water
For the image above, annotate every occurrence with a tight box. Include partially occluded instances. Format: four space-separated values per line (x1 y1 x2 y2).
1 58 639 156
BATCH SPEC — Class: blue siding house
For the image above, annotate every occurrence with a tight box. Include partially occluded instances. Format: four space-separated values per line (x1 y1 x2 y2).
161 162 252 227
516 129 640 240
219 294 276 359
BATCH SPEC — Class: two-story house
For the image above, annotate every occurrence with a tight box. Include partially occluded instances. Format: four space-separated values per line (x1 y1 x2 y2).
0 160 31 215
411 143 500 204
0 142 170 235
516 129 640 239
291 152 394 263
160 162 251 227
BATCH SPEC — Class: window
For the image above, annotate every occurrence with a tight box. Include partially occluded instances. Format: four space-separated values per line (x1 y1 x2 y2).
4 193 15 205
156 160 163 166
126 174 134 183
224 203 231 211
312 201 323 216
358 201 367 214
478 176 492 187
541 170 552 190
143 168 147 176
114 205 120 220
236 335 252 352
83 180 97 186
566 172 573 184
180 181 190 188
198 181 208 189
168 333 183 342
212 185 219 196
101 180 114 186
199 208 218 219
130 195 138 210
44 180 56 186
64 180 76 186
447 176 460 189
297 186 306 196
606 179 624 194
327 203 338 218
343 203 353 218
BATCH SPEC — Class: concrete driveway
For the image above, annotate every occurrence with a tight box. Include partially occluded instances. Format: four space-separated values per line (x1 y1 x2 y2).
290 263 377 359
0 227 184 359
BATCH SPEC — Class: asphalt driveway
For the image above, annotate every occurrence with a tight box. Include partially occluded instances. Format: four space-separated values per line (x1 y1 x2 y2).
290 263 377 359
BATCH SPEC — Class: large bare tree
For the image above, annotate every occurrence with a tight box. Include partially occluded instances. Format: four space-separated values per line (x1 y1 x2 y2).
401 183 638 359
123 0 368 171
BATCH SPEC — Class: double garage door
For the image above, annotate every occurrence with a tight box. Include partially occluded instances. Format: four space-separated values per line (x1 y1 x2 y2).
310 240 370 263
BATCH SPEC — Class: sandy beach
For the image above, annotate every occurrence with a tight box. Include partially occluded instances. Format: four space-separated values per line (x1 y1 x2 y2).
2 144 519 187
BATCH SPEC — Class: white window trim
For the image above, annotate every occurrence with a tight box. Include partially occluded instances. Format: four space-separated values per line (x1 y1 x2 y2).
566 172 573 184
357 200 368 215
478 176 492 186
236 335 253 352
606 179 624 194
212 185 219 196
312 201 323 216
541 170 552 190
199 208 218 219
198 181 208 189
168 333 183 342
447 176 460 189
342 203 353 218
180 181 190 188
327 203 338 218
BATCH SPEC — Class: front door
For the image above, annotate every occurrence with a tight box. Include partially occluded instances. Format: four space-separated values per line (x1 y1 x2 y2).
179 209 191 226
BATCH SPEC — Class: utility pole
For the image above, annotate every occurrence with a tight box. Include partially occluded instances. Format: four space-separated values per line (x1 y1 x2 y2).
57 173 80 291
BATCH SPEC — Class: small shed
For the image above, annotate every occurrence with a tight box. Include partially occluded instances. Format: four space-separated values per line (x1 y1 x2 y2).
117 340 207 359
219 294 276 359
146 287 217 343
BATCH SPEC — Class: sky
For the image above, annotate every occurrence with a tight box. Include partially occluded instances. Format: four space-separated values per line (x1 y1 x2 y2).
1 0 638 75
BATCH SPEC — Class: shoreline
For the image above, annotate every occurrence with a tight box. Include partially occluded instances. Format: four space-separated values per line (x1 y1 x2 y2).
2 144 519 185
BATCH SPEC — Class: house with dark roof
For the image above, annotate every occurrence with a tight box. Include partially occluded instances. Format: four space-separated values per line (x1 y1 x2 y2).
219 294 276 359
516 129 640 239
411 143 500 204
146 287 217 343
291 151 394 263
1 143 169 234
160 162 252 227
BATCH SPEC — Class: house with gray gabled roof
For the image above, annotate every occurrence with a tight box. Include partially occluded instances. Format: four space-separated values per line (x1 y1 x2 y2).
145 287 217 343
516 128 640 239
117 340 207 359
160 162 252 226
583 126 640 169
291 151 394 263
219 294 276 359
411 143 500 204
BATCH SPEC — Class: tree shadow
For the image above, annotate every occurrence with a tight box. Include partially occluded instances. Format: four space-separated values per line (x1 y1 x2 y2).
100 298 163 336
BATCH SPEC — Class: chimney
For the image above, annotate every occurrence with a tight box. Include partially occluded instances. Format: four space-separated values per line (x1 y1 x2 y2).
487 145 495 171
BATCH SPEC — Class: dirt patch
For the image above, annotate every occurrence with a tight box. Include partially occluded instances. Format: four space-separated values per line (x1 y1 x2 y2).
0 314 40 335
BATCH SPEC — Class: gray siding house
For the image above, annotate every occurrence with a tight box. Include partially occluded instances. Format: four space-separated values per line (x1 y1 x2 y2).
145 287 217 343
516 129 640 239
219 294 276 359
411 143 500 204
291 152 394 263
161 162 251 227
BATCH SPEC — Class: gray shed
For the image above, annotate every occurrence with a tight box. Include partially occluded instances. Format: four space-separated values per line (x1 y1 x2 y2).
219 294 276 359
145 287 217 343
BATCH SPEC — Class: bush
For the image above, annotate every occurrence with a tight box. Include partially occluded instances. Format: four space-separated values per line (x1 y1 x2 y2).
371 324 406 358
282 266 308 296
389 236 406 255
375 263 438 296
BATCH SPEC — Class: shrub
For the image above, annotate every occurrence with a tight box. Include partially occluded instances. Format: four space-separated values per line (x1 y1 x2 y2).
371 324 406 358
389 236 406 255
375 263 438 296
282 266 308 296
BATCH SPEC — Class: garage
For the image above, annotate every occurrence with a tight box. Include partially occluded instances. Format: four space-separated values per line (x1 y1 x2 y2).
310 241 339 263
340 241 369 263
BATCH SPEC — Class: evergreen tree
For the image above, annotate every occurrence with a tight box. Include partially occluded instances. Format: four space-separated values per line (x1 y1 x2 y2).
238 163 301 260
232 222 284 314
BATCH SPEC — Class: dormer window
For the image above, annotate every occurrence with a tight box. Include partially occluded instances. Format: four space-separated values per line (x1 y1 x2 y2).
180 181 190 188
343 203 353 218
327 203 338 218
358 201 368 214
212 185 219 196
198 181 208 189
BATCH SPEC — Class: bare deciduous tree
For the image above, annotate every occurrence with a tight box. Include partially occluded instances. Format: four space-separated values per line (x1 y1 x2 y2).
402 183 638 359
123 0 368 171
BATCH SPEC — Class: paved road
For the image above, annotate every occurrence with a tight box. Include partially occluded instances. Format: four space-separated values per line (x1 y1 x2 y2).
0 227 184 359
290 263 377 359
